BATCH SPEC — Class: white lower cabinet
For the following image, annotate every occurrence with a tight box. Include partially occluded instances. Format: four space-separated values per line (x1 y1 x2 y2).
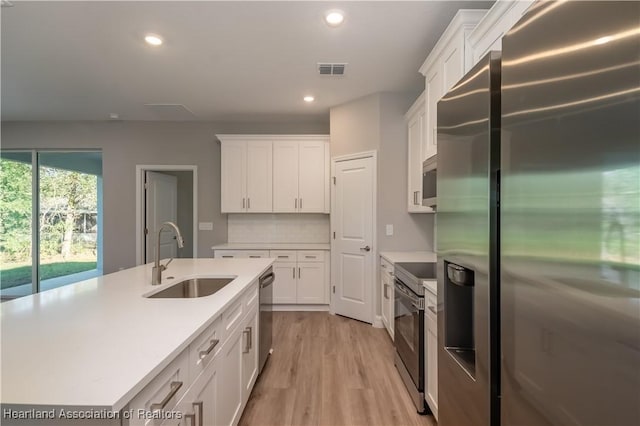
241 308 259 399
270 250 328 305
379 257 394 339
425 289 438 419
128 281 260 426
272 261 297 304
218 329 244 426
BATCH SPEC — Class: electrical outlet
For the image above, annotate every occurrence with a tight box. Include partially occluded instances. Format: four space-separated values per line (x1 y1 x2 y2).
386 224 394 236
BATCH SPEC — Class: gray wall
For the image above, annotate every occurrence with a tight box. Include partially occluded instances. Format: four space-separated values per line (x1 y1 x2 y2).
1 120 328 274
378 93 435 252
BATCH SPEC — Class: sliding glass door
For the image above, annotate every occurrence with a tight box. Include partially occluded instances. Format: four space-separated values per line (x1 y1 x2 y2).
0 151 103 300
0 152 34 299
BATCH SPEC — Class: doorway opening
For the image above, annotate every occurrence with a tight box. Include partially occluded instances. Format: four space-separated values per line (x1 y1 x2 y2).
135 165 198 265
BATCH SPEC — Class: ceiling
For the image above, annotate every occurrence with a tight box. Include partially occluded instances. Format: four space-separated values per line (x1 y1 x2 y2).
1 1 493 123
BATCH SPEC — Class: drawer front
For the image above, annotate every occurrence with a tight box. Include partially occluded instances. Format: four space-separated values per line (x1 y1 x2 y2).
296 250 325 263
189 317 223 383
214 250 242 259
269 250 296 262
243 281 259 310
223 298 244 335
245 250 270 259
128 349 190 426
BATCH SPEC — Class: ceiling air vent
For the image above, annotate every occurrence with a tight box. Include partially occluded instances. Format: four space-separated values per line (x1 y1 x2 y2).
318 63 347 76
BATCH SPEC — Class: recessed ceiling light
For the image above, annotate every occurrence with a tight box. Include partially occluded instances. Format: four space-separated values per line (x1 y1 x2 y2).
144 34 163 46
304 96 315 103
325 10 345 27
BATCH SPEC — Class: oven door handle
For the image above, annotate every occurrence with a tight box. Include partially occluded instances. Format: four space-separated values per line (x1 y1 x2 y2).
394 281 424 309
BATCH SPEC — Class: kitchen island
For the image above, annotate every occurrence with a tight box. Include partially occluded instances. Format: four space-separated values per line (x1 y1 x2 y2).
1 258 273 425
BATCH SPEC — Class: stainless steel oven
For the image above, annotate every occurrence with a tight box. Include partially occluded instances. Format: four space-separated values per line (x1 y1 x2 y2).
394 262 434 414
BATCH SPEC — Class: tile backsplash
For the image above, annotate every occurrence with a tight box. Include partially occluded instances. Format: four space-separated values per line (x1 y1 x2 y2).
228 214 330 243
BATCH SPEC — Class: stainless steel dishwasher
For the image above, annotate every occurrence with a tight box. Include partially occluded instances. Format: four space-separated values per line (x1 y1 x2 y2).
258 267 274 374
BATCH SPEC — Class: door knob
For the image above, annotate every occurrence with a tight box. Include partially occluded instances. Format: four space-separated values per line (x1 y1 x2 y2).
361 246 371 252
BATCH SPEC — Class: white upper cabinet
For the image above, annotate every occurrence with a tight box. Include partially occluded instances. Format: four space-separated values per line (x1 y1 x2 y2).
298 140 327 213
406 92 432 213
220 142 248 213
246 141 273 212
467 0 535 65
273 141 299 212
220 135 329 214
220 137 272 213
418 9 487 162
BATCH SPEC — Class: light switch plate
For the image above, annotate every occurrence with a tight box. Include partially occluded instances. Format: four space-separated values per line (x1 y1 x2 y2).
386 224 393 236
198 222 213 231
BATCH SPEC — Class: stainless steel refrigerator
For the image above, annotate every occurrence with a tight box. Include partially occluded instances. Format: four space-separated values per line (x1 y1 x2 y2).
436 2 640 425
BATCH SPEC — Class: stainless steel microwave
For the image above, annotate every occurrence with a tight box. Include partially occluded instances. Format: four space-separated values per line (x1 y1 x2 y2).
422 156 437 208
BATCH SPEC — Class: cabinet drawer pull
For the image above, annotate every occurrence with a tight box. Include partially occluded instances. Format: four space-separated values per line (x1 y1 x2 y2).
247 198 251 209
383 283 388 299
242 198 246 209
193 401 204 426
222 255 233 258
293 267 295 279
243 327 251 353
295 198 298 209
278 255 289 259
199 339 219 359
249 255 261 258
300 198 303 209
298 267 301 279
305 255 316 259
150 381 183 411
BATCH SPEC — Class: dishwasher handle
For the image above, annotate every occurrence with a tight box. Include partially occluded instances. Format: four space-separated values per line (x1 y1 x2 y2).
260 271 275 288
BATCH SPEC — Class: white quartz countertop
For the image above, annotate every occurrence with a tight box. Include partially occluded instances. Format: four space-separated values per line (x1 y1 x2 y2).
0 258 273 411
379 251 437 264
212 242 330 250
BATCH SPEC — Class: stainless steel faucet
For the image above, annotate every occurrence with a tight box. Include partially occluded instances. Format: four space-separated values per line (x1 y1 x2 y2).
152 221 185 285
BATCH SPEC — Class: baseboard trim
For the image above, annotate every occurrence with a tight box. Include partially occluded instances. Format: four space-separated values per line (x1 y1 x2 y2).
272 304 330 312
372 315 384 328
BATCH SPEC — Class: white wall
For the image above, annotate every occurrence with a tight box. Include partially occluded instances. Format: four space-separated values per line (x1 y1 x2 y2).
1 120 328 273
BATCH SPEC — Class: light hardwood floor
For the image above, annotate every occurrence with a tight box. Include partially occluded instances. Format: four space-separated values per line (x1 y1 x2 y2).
239 312 436 426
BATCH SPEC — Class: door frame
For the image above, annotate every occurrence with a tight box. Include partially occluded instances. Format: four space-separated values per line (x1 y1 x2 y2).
135 165 198 265
329 150 378 325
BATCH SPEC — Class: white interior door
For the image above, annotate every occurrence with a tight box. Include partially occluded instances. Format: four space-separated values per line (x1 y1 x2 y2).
332 156 374 323
145 171 178 263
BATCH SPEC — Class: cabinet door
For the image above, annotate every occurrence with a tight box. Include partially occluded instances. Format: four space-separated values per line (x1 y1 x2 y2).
407 108 425 211
297 262 326 304
381 272 395 339
380 271 391 330
273 141 299 212
272 262 297 304
426 319 438 417
171 358 218 426
441 37 465 93
298 141 326 213
221 142 247 213
246 141 273 212
241 308 259 402
217 329 243 426
425 67 442 161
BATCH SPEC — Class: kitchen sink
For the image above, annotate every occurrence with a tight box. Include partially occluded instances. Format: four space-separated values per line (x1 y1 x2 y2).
146 277 236 298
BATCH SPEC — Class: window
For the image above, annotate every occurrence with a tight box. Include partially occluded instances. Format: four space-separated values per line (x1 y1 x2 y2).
0 151 103 300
